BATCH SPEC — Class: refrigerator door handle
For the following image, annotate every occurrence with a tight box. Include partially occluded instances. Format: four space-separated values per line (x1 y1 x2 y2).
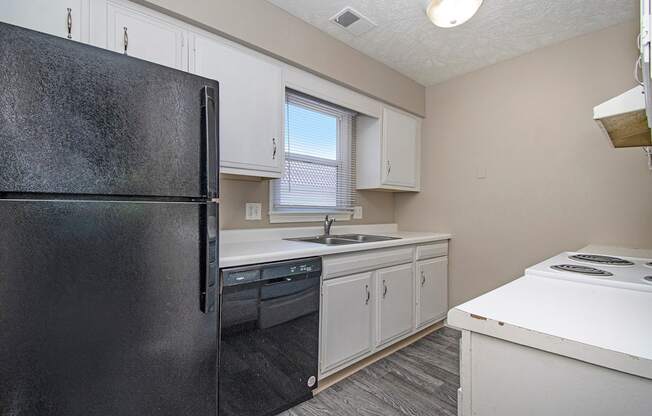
200 202 218 313
201 86 218 199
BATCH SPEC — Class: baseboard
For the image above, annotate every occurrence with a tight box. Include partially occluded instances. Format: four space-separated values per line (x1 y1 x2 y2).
315 320 445 394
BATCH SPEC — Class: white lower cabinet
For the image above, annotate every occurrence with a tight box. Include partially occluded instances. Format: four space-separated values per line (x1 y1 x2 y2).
416 257 448 328
320 242 449 379
377 264 414 345
320 272 373 373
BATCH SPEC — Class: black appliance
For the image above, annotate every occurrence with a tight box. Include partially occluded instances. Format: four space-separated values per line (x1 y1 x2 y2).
0 22 219 416
219 257 321 416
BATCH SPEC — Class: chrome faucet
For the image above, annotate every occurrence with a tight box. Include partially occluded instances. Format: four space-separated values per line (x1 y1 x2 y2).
323 215 335 236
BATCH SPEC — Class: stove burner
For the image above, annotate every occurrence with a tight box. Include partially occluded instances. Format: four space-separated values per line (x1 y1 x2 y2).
569 254 634 266
646 262 652 269
644 276 652 284
551 264 613 277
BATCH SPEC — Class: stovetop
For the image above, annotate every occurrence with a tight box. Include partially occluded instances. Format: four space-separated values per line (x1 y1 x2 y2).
526 252 652 292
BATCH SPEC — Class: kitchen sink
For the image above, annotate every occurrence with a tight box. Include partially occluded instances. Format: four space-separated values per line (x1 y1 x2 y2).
287 236 360 245
286 234 401 245
333 234 401 243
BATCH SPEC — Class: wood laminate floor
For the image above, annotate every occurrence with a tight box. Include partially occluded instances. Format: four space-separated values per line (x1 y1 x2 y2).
281 327 461 416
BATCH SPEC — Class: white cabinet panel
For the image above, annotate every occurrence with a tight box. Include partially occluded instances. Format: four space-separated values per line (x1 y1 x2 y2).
1 0 88 42
416 242 449 261
322 246 414 280
382 107 419 188
321 272 373 373
192 34 284 178
356 106 421 192
417 257 448 328
105 2 187 70
377 263 414 345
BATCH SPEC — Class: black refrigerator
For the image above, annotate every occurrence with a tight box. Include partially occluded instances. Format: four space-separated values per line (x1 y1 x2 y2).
0 22 219 416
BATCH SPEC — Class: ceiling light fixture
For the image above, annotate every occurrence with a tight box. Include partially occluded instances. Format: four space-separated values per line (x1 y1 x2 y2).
426 0 483 28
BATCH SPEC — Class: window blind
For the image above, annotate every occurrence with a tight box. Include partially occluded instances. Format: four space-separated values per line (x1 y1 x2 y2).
271 90 357 213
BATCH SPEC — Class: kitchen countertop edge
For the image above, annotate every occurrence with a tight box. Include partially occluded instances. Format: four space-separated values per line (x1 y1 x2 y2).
219 231 451 269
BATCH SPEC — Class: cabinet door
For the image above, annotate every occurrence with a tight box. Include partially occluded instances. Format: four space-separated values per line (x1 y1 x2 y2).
417 257 448 327
193 34 284 177
321 273 373 373
1 0 88 41
381 107 419 188
377 263 414 345
106 2 187 70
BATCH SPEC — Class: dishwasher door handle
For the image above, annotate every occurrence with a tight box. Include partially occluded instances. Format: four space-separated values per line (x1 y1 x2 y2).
265 277 295 285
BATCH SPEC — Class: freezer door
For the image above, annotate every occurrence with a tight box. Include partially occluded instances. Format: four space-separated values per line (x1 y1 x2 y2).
0 200 218 416
0 22 218 198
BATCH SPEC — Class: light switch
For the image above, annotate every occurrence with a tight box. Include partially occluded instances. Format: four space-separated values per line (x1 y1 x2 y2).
353 206 363 219
245 203 262 220
476 167 487 179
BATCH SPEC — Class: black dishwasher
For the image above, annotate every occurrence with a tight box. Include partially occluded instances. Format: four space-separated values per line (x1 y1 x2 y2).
219 257 321 416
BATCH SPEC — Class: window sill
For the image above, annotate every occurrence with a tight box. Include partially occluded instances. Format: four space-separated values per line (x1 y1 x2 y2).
269 211 352 224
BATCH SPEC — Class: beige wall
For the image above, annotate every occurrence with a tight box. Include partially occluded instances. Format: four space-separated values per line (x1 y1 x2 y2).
395 20 652 307
136 0 425 116
219 177 395 229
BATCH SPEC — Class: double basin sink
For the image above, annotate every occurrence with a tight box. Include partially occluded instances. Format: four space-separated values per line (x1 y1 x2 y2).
286 234 401 246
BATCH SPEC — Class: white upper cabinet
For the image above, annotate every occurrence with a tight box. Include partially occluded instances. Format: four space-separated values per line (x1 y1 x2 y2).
376 263 414 346
382 107 420 188
1 0 89 42
357 106 422 192
100 1 188 70
192 33 284 178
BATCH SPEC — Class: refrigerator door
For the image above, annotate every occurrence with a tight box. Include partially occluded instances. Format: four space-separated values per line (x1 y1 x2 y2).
0 22 218 199
0 200 218 416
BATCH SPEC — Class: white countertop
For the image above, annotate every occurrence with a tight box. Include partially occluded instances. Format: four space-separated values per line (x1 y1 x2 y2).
448 244 652 379
219 223 451 268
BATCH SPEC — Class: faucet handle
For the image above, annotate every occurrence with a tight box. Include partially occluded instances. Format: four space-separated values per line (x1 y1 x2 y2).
324 214 335 235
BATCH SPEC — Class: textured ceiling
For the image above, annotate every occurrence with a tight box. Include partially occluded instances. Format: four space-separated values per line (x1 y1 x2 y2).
266 0 637 86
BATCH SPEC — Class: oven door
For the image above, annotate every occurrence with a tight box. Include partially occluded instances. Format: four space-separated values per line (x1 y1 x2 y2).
219 264 320 416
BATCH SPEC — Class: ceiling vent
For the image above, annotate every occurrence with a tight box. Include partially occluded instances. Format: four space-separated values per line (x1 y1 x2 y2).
329 7 376 36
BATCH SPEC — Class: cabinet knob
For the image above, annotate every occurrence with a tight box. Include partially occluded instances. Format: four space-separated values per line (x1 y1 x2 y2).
66 8 72 39
382 280 388 298
123 26 129 55
272 138 277 160
364 284 370 305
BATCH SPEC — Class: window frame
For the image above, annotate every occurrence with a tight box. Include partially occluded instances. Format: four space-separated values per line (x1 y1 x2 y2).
269 93 355 223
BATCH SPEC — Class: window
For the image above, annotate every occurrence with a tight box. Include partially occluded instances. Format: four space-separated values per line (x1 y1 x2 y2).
270 90 357 222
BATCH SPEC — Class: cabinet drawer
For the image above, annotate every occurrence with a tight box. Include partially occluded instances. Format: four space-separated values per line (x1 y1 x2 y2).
323 246 414 280
416 242 448 260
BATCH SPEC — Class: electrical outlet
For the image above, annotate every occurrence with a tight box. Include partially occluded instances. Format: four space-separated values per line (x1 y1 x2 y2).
245 203 262 220
353 206 363 219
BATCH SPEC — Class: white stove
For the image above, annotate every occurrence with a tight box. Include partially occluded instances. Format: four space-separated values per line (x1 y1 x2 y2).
526 251 652 292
